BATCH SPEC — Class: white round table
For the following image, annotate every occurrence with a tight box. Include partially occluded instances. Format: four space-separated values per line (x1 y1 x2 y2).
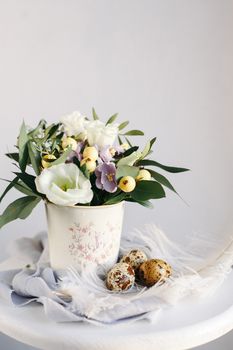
0 265 232 350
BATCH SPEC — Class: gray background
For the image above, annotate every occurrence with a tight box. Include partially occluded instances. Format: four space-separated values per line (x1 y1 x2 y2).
0 0 232 349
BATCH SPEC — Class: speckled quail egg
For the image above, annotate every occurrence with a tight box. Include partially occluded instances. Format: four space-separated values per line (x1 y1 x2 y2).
120 249 147 270
137 259 172 287
106 262 135 292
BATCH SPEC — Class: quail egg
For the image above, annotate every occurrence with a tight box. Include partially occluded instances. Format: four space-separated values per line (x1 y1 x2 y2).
106 262 135 292
120 249 147 270
137 259 172 287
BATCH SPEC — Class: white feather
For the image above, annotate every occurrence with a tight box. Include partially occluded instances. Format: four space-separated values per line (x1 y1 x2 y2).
56 225 233 323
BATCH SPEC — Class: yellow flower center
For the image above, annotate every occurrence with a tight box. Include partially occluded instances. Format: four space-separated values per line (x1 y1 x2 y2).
106 173 114 182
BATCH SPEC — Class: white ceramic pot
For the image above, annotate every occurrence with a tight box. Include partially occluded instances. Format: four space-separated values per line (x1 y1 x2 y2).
45 201 125 271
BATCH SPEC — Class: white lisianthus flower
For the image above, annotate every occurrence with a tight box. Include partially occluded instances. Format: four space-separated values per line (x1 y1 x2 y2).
60 111 88 137
86 120 118 149
35 163 93 206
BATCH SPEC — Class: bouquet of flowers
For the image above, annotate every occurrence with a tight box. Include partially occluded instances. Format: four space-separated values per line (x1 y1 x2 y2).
0 109 188 228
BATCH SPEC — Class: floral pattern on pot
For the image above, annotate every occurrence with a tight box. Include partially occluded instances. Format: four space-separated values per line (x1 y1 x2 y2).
68 221 121 266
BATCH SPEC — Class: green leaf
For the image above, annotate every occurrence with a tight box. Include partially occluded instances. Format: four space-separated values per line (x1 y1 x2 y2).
14 180 39 197
80 163 90 179
30 123 59 147
131 180 166 201
45 123 60 139
1 178 38 197
118 121 129 131
92 107 99 120
28 141 41 175
123 129 144 136
150 137 157 149
116 165 139 180
117 151 142 166
140 141 151 160
104 192 127 205
55 131 64 142
49 147 72 167
6 153 19 162
18 121 29 171
28 119 46 138
137 200 154 209
149 169 177 193
0 196 41 229
31 123 60 146
125 198 154 209
138 159 189 173
123 146 139 157
51 132 64 152
13 172 38 195
118 136 123 145
106 113 118 125
0 177 19 203
125 137 133 147
138 137 157 161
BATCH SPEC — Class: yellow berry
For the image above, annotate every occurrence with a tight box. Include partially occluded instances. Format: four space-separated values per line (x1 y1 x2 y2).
62 137 78 151
136 169 151 181
41 154 56 168
121 143 130 151
80 157 96 172
83 146 98 161
119 176 136 192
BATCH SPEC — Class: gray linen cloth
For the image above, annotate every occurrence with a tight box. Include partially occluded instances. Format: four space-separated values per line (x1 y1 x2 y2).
0 226 232 326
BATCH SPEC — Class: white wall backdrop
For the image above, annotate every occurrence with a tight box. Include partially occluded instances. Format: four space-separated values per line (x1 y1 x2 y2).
0 0 232 349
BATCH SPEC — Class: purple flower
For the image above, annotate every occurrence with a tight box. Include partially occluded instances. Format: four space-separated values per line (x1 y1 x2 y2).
95 162 117 193
100 144 125 163
100 145 113 163
66 141 84 163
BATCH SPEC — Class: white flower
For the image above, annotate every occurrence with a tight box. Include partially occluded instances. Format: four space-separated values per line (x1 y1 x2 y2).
35 163 93 206
86 120 118 149
60 111 88 137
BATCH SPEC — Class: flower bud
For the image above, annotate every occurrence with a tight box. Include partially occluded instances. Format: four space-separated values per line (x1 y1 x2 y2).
80 157 96 173
83 146 98 161
118 176 136 192
62 137 78 151
41 154 56 168
136 169 151 181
